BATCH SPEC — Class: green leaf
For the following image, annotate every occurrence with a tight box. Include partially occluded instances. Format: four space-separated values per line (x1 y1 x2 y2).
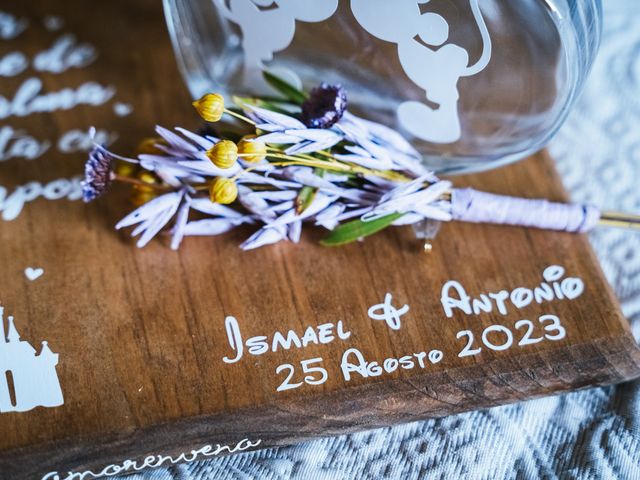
263 71 308 104
232 95 288 114
295 169 324 215
296 186 317 215
320 212 404 247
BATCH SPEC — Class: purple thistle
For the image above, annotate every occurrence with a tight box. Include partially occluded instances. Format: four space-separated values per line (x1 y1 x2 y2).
82 145 115 202
301 83 347 129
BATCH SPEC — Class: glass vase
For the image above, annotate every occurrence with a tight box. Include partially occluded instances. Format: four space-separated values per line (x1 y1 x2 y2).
163 0 602 173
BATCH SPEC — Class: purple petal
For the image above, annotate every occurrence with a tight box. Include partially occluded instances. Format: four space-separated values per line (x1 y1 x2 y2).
248 190 298 202
255 123 285 132
334 153 394 170
174 127 217 150
314 203 345 230
115 192 183 229
240 226 287 250
190 198 244 217
176 158 241 177
343 112 420 157
183 218 248 236
155 126 199 153
288 221 302 243
259 132 304 144
171 197 192 250
237 171 300 189
265 200 295 216
285 136 342 155
238 185 273 218
247 106 306 130
391 213 424 225
268 194 335 228
134 192 184 248
336 207 373 222
284 129 343 142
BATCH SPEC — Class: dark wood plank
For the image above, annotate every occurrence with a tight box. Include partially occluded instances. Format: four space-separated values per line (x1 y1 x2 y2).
1 1 639 479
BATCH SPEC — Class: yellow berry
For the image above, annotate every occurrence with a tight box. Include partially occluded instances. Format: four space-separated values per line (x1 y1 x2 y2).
192 93 225 122
114 161 137 177
130 191 157 206
136 137 165 155
134 171 157 194
209 177 238 204
238 137 267 163
207 140 238 169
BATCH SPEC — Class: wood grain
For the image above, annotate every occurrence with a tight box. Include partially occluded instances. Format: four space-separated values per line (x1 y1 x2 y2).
1 1 639 478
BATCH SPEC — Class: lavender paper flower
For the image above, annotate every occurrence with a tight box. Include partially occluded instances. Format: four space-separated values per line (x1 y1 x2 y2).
301 83 347 129
82 145 115 202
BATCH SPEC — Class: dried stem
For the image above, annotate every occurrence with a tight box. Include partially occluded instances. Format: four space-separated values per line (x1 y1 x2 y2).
112 175 170 191
599 211 640 230
225 109 255 125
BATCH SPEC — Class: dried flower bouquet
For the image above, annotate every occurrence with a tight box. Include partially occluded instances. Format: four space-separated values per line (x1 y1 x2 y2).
83 73 639 250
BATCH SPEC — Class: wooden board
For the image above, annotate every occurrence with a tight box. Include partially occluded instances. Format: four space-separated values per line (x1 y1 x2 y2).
1 1 640 479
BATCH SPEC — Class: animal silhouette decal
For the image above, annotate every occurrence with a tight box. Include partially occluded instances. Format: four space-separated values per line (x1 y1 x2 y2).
215 0 339 90
214 0 492 144
351 0 492 144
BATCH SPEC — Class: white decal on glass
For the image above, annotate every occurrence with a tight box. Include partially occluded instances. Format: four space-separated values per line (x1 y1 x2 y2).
214 0 339 91
0 306 64 413
351 0 492 144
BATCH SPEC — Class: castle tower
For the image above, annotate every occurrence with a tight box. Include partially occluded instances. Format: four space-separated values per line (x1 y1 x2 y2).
34 341 64 408
4 315 37 412
0 306 14 412
6 315 20 342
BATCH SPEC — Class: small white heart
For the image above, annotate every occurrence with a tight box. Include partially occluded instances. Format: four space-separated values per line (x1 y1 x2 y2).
113 102 133 117
25 267 44 281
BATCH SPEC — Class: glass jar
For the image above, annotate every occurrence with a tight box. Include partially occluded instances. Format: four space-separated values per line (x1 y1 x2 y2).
163 0 602 174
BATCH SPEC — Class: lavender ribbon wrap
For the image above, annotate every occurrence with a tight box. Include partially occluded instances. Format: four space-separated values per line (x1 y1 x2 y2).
451 188 601 233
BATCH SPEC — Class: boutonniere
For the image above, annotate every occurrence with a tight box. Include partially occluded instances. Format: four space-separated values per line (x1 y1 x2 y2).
83 74 640 251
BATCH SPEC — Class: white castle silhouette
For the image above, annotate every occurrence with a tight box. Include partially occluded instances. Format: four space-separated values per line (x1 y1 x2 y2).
0 306 63 413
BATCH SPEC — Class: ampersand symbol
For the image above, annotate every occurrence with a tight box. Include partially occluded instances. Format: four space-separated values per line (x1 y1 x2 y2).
367 293 409 331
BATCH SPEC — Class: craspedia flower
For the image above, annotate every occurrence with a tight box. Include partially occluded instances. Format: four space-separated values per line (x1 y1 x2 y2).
301 83 347 129
207 140 238 169
82 145 115 202
114 160 137 178
209 177 238 204
134 171 158 193
238 136 267 163
192 93 225 122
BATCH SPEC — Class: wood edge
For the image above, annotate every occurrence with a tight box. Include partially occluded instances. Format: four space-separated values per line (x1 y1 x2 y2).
6 332 640 479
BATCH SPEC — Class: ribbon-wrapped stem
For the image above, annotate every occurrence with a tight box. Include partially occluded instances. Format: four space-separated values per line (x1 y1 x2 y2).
451 188 640 233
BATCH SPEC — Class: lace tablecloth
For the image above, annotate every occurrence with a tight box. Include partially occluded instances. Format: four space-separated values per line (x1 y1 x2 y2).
125 2 640 478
